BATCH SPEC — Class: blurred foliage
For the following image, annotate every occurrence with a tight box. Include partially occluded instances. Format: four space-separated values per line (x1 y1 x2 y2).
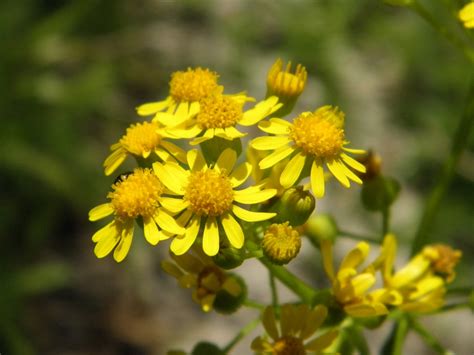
0 0 472 354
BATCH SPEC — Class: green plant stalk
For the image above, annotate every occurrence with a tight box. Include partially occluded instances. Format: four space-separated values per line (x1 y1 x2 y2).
381 316 409 355
411 76 474 255
269 271 279 311
409 0 474 63
243 299 265 310
411 318 448 354
222 317 261 353
259 257 319 304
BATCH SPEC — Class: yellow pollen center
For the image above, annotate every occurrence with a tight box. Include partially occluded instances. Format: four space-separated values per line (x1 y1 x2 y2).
109 168 164 219
273 335 306 355
423 244 462 282
184 170 234 216
196 95 243 129
290 108 345 158
120 121 161 155
169 67 219 102
262 223 301 265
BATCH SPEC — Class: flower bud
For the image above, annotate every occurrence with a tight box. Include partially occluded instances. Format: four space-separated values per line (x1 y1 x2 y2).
356 150 382 181
361 175 400 212
212 246 245 270
262 222 301 265
271 186 316 226
213 274 247 314
304 214 338 247
191 342 225 355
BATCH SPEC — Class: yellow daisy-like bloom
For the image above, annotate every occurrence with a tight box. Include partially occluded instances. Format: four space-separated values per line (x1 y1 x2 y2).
379 235 460 313
262 222 301 265
459 2 474 28
136 67 221 123
267 58 307 102
153 148 277 256
247 145 287 196
252 105 366 198
163 93 282 144
161 248 243 312
251 304 338 355
103 121 187 176
88 168 185 262
320 239 397 317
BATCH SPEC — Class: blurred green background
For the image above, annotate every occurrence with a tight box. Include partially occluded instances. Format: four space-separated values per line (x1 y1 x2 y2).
1 0 472 354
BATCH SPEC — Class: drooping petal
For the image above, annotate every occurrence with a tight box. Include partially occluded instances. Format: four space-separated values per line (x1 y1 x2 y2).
187 149 207 172
104 149 127 176
165 125 202 139
113 223 134 262
143 216 160 245
221 213 244 249
160 197 189 213
91 220 117 242
327 159 350 188
94 231 120 258
310 159 325 198
136 98 171 116
224 126 247 139
258 118 291 135
340 153 366 173
152 162 188 194
340 242 370 270
229 162 252 187
160 140 187 163
301 305 327 340
89 203 114 221
233 188 277 204
170 215 201 255
262 307 280 340
305 330 339 352
259 145 296 169
251 136 291 150
337 160 363 184
154 209 186 235
202 217 220 256
232 205 275 222
215 148 237 174
190 128 215 145
279 152 306 188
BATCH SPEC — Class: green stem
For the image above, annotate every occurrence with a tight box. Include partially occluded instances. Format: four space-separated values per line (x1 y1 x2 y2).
269 272 279 311
409 0 474 63
382 207 390 238
222 317 261 353
259 257 319 304
381 317 409 355
338 230 379 243
411 75 474 255
243 299 265 310
411 318 448 354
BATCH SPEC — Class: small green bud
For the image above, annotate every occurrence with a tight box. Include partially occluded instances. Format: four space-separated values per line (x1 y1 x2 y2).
304 214 338 247
271 186 316 226
361 176 400 212
212 246 244 270
191 342 224 355
213 274 247 314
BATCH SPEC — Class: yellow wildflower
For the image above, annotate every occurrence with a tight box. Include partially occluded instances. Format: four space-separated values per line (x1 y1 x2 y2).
251 304 338 355
252 105 366 198
262 222 301 265
153 148 277 256
459 2 474 28
103 121 186 176
267 58 307 103
88 168 185 262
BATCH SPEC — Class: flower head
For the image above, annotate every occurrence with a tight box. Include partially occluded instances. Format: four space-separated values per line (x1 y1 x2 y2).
252 106 366 198
251 304 338 355
88 168 185 262
161 248 244 312
459 2 474 28
262 222 301 265
153 148 277 256
267 58 307 103
104 121 186 176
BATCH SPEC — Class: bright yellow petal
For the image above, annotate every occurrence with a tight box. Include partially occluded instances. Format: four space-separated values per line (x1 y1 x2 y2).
327 159 350 188
89 203 114 221
170 215 200 255
165 125 202 139
160 197 189 213
459 2 474 21
251 136 291 150
113 223 134 262
215 148 237 174
233 188 277 204
340 153 366 173
342 147 366 154
214 127 233 140
175 102 190 122
189 101 200 117
104 149 127 176
190 128 214 145
91 220 116 242
152 162 188 194
311 159 325 198
344 303 388 317
258 118 291 135
202 217 220 256
187 149 207 172
94 230 120 258
154 209 185 235
221 213 244 249
280 152 306 188
224 126 247 139
321 240 335 280
340 242 370 270
338 160 363 184
231 205 275 222
239 96 281 126
160 141 187 164
136 98 171 116
259 145 296 169
143 216 160 245
154 112 188 127
229 162 252 187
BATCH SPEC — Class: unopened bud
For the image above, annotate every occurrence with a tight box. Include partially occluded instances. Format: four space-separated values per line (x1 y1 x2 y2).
213 274 247 314
361 176 400 212
262 222 302 265
212 246 244 270
271 186 316 226
304 214 338 247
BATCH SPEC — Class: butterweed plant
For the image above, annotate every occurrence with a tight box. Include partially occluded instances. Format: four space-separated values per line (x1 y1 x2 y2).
89 2 474 353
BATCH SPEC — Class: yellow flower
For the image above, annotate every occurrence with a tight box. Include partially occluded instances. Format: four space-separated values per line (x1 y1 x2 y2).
136 67 221 122
267 58 307 102
103 121 187 176
247 146 287 196
459 2 474 28
153 148 277 256
320 240 391 317
163 93 282 144
252 105 366 198
251 304 338 355
88 168 185 262
262 222 301 265
161 248 243 312
379 235 460 313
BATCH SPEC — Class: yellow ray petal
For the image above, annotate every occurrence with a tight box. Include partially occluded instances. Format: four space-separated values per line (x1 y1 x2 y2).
340 242 370 270
221 213 244 249
301 305 327 340
187 149 207 172
91 220 116 242
342 147 366 155
190 128 215 145
262 307 279 340
165 125 202 139
233 188 277 204
94 231 120 258
340 153 366 173
154 209 185 235
251 136 291 150
327 159 350 188
224 126 247 139
311 159 325 198
258 118 291 135
160 197 189 213
215 148 237 174
170 215 201 255
89 203 114 221
154 111 188 127
143 216 160 245
152 162 188 194
231 205 275 222
104 150 127 176
203 217 220 256
175 102 190 124
113 223 134 262
136 98 171 116
305 330 339 352
280 152 306 188
259 145 295 169
160 141 187 163
337 160 363 184
229 162 252 187
320 240 335 280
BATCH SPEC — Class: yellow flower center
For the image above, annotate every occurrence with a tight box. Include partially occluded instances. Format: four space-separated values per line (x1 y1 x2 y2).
184 170 234 216
169 67 219 102
119 121 161 155
422 244 462 282
262 223 301 265
267 59 307 99
109 168 164 219
196 95 243 129
273 335 306 355
290 106 345 159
